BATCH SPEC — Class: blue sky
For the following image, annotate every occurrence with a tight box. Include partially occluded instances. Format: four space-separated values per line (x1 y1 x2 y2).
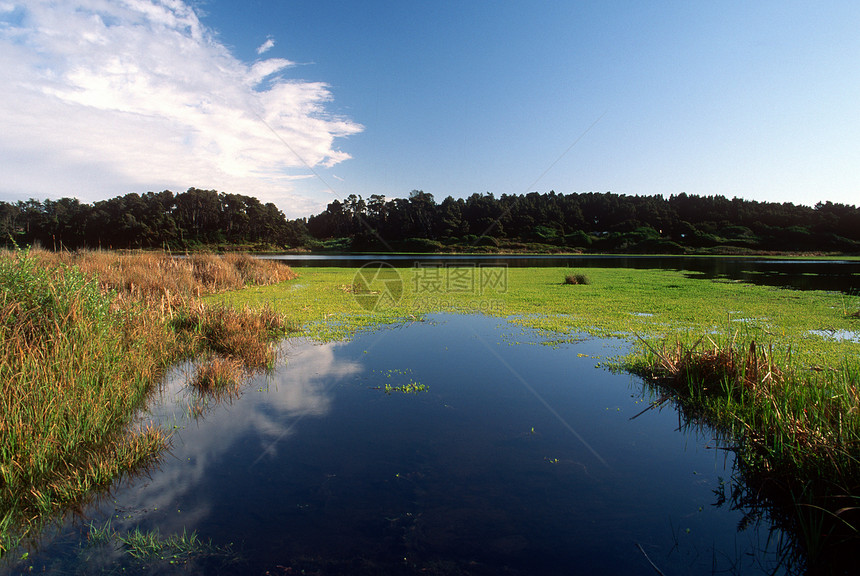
1 1 858 218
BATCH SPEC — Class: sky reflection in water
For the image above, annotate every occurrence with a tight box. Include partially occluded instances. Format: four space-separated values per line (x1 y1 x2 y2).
35 314 791 575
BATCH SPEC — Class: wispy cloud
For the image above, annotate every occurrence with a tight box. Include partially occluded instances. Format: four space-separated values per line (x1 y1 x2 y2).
257 36 275 55
0 0 362 215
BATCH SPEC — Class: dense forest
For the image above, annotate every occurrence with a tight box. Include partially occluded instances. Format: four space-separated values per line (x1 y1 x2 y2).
2 187 859 253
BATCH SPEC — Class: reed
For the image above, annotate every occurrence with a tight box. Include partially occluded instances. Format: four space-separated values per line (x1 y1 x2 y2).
632 333 860 480
0 248 295 556
631 331 860 568
23 248 296 300
172 300 291 368
192 355 245 396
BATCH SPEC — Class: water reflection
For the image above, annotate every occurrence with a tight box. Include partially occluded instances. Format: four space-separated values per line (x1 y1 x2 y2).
89 342 359 542
16 314 799 575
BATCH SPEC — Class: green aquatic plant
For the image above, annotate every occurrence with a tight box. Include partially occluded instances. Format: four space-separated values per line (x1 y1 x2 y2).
382 381 428 394
217 266 859 354
119 526 166 559
85 521 233 564
370 367 427 394
86 518 113 546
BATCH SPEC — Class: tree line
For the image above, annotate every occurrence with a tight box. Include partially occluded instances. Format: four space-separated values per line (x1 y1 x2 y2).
2 188 858 253
306 190 860 253
0 188 307 250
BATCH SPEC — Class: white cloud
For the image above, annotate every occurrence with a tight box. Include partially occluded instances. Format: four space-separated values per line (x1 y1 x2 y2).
256 36 275 55
0 0 362 216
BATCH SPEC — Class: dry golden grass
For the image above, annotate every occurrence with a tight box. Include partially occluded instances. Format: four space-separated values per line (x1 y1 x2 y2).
192 355 245 396
639 335 784 397
174 301 291 368
22 248 297 301
0 248 297 555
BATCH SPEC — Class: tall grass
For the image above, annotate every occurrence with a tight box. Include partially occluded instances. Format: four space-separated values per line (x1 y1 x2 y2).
31 249 296 300
0 249 296 556
630 332 860 571
632 333 860 482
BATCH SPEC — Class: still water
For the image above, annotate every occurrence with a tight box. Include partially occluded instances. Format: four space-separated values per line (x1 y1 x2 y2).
263 253 860 294
15 314 792 575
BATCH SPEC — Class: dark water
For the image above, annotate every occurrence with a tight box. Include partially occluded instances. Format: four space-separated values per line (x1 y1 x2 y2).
263 253 860 294
14 314 793 575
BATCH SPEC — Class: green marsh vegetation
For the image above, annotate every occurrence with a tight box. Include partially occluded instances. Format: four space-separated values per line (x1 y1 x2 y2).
630 331 860 570
0 248 295 556
217 266 858 346
5 519 239 573
82 520 235 567
219 264 860 569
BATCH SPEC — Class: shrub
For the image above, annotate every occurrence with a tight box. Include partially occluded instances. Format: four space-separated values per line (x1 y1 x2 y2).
563 273 590 285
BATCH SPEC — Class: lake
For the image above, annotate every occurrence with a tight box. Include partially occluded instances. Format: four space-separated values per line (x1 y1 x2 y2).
12 313 796 575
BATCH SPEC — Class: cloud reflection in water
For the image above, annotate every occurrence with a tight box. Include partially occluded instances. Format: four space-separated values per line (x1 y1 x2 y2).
106 338 361 534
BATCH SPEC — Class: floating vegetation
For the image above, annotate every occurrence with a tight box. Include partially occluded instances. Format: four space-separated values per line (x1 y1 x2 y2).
382 381 428 394
370 368 427 394
81 520 235 568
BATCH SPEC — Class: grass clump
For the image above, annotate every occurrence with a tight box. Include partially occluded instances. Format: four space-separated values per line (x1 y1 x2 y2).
0 248 296 556
116 526 225 560
630 332 860 571
631 332 860 484
172 300 291 368
79 520 235 570
563 272 590 285
192 355 246 396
